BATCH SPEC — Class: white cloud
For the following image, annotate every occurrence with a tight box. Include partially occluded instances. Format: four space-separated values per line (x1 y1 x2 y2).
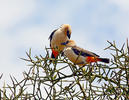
0 0 38 84
37 0 87 25
107 0 129 38
0 25 49 67
0 25 50 86
15 26 49 48
0 0 36 31
109 0 129 11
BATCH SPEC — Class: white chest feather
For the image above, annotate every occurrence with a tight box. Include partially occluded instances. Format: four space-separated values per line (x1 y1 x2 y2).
51 29 68 50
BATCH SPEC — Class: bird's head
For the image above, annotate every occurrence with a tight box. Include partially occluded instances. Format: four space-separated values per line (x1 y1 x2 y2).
60 24 71 39
61 40 76 47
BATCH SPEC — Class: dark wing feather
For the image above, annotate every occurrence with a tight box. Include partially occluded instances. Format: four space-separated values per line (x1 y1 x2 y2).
72 46 100 57
48 29 58 42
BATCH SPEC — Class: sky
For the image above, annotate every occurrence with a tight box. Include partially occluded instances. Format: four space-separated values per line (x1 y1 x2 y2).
0 0 129 87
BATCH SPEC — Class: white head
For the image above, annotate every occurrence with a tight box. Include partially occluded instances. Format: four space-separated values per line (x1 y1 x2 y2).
60 24 72 39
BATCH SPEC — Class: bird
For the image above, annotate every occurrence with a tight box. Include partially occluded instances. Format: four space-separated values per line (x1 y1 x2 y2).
49 24 72 59
61 40 109 66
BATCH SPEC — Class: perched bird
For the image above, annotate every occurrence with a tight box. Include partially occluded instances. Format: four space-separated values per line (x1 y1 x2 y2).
62 40 109 66
49 24 72 59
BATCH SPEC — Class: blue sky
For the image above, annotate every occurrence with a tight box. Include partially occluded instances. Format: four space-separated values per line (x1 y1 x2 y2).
0 0 129 86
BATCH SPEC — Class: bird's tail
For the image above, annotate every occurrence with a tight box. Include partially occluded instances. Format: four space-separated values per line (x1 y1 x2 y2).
97 58 110 63
86 57 109 63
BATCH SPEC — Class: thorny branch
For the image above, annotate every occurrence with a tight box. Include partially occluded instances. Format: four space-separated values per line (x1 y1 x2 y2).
0 40 129 99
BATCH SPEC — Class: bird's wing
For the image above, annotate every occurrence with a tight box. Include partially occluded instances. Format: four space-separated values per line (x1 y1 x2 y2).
48 29 58 42
72 46 100 57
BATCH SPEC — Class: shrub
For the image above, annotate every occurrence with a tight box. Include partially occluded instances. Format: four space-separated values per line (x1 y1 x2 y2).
0 40 129 100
